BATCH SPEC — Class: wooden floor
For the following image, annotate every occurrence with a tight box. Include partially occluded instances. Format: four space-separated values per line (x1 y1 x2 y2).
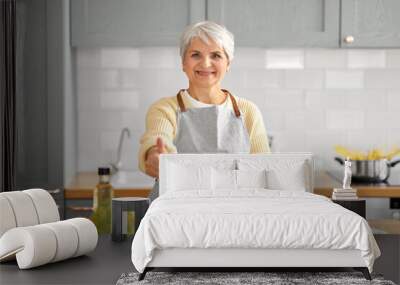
0 235 133 285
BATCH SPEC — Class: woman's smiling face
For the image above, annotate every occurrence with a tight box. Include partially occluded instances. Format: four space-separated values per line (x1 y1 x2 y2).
182 37 230 88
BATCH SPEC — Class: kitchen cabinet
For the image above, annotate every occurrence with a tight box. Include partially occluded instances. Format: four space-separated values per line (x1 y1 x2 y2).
341 0 400 48
70 0 400 48
70 0 205 46
207 0 340 47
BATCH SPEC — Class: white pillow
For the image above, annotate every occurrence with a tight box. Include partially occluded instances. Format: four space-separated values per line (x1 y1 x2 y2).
266 162 307 191
167 163 212 192
211 169 267 190
212 168 236 190
236 169 267 189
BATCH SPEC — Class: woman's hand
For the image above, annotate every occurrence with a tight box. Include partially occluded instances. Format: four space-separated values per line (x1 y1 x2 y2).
144 138 167 178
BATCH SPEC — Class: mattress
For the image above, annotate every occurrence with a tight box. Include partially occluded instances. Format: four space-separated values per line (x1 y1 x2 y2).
131 190 380 273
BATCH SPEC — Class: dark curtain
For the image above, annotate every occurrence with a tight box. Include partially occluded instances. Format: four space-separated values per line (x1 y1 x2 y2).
0 0 17 192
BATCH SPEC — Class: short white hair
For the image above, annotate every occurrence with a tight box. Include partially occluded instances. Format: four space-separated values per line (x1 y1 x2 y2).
179 21 234 62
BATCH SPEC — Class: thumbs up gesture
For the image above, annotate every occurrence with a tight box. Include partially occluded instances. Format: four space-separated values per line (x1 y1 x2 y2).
145 137 167 178
156 137 167 154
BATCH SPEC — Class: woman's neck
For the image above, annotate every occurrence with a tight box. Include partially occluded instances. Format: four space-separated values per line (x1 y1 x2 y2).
187 85 227 105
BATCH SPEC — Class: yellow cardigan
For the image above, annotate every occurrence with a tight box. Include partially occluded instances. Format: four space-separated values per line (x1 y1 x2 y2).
138 94 270 172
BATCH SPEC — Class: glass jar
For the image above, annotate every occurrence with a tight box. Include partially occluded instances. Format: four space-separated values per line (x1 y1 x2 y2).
91 167 113 234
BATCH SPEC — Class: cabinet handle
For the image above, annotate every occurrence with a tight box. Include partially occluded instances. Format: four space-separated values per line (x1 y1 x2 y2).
48 189 61 194
344 35 354 44
66 206 93 212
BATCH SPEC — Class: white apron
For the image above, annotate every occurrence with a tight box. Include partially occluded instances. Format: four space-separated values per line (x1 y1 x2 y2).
149 89 250 201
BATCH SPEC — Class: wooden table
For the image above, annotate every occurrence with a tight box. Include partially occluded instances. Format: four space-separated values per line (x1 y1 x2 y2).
66 171 400 199
63 171 400 219
65 172 151 199
314 172 400 198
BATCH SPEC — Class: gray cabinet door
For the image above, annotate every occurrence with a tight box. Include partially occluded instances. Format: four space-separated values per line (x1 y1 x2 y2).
71 0 205 46
341 0 400 48
207 0 340 47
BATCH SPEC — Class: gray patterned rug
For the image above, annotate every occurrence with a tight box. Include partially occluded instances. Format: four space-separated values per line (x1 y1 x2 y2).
116 271 396 285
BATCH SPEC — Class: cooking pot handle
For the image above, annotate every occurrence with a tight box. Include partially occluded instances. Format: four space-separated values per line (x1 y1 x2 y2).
389 159 400 168
334 157 345 165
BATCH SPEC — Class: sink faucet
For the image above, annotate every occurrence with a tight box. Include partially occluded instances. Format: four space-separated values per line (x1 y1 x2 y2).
109 128 131 174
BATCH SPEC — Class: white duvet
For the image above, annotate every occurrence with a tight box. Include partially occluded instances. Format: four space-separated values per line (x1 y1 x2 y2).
131 190 380 273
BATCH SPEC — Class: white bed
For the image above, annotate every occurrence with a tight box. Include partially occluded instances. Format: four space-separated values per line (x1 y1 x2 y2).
131 153 380 280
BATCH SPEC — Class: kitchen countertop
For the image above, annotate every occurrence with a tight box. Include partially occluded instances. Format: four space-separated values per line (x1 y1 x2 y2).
65 171 153 199
314 172 400 198
65 171 400 199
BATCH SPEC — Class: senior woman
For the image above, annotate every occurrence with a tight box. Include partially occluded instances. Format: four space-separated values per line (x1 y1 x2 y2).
138 21 270 201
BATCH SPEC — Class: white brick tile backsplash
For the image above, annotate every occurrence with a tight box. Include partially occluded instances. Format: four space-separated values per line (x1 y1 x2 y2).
304 49 347 69
119 69 140 89
78 127 100 154
79 111 132 130
387 90 400 111
305 90 346 110
76 68 102 90
387 129 400 146
284 111 306 130
77 48 101 68
239 88 268 108
305 131 347 156
101 48 140 68
326 110 364 129
77 90 100 111
119 131 140 170
385 50 400 68
385 112 400 128
76 47 400 171
101 91 139 110
264 89 304 111
364 70 400 88
121 112 145 132
346 90 387 111
79 111 99 130
285 111 325 130
364 112 392 129
326 70 363 89
306 90 387 111
348 50 386 69
262 111 285 132
285 70 324 89
346 130 388 151
232 48 267 68
244 70 283 88
159 70 188 91
100 131 120 151
101 70 119 89
139 47 180 69
222 70 246 90
272 131 306 152
266 49 304 69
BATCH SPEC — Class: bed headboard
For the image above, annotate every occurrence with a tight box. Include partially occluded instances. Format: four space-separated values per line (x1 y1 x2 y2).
159 153 314 195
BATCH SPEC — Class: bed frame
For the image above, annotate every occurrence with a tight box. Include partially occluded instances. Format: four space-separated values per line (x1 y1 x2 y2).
139 248 371 280
138 153 372 281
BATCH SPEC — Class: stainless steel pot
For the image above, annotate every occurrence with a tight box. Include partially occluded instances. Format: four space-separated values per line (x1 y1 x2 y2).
334 157 400 183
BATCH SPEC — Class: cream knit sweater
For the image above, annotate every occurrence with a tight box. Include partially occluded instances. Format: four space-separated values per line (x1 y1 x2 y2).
138 93 270 172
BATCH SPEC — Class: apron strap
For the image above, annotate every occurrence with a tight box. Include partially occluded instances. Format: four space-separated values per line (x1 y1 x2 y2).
176 90 187 112
177 89 241 117
222 89 241 117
